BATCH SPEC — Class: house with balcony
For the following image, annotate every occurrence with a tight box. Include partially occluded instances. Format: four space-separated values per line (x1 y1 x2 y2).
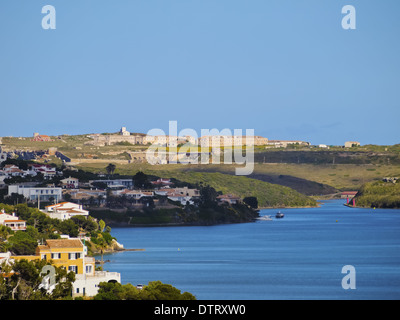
10 238 121 298
8 185 62 202
41 202 89 221
0 209 26 231
60 176 79 189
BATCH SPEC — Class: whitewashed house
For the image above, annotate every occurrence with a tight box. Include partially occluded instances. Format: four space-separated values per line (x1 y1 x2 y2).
8 185 62 202
42 202 89 221
0 209 26 231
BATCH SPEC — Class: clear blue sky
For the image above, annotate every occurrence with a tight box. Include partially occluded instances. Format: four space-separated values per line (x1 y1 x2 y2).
0 0 399 145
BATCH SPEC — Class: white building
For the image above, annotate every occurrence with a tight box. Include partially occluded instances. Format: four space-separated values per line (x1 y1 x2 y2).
42 202 89 221
89 179 133 189
154 187 199 205
60 176 79 189
120 127 130 136
2 164 24 177
28 164 57 179
8 185 62 202
0 209 26 231
116 189 154 200
345 141 360 148
73 267 121 297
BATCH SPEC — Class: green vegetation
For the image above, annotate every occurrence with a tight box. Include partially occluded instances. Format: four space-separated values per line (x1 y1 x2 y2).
3 133 400 194
0 259 75 300
90 185 260 226
0 259 196 300
194 163 400 191
93 280 196 300
142 170 317 208
78 164 317 208
352 181 400 208
0 203 114 256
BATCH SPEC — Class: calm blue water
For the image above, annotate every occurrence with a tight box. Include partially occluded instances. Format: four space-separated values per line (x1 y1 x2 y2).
103 200 400 300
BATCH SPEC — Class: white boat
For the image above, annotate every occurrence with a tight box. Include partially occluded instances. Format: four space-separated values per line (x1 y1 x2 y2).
256 215 273 221
275 211 284 218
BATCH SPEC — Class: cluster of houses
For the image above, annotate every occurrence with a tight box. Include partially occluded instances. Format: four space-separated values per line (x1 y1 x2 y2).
0 209 27 231
0 163 59 186
1 174 242 298
4 169 242 208
0 236 120 298
0 200 121 298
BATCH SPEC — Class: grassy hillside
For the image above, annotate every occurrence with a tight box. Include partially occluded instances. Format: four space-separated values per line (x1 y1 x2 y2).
235 163 400 191
4 133 399 194
151 171 317 208
352 181 400 208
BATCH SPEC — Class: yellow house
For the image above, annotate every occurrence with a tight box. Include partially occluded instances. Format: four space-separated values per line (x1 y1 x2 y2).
11 238 120 297
37 239 88 274
12 238 90 274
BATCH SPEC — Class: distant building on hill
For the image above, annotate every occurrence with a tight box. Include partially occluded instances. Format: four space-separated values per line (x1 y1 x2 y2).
267 140 310 148
32 133 53 142
345 141 360 148
120 127 130 136
199 135 268 148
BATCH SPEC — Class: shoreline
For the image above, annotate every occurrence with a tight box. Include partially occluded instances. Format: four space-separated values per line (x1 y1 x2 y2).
257 204 320 210
107 219 257 228
104 204 322 228
343 203 400 210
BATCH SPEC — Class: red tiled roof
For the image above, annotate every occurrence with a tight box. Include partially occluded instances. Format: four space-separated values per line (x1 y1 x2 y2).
43 239 83 249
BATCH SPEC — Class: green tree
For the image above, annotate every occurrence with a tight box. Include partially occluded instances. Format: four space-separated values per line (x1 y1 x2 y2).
199 185 218 208
93 281 124 300
7 228 38 255
98 219 106 233
105 163 116 178
2 259 75 300
58 219 79 238
94 281 196 300
142 281 196 300
243 196 258 209
97 236 107 271
132 171 152 189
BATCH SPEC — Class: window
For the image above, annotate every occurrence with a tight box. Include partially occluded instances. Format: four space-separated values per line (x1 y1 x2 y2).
86 265 92 274
51 253 60 259
68 265 78 273
41 254 47 260
69 252 82 260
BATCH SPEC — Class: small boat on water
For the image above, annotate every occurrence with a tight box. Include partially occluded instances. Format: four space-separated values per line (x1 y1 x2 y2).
256 215 273 221
275 211 284 218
